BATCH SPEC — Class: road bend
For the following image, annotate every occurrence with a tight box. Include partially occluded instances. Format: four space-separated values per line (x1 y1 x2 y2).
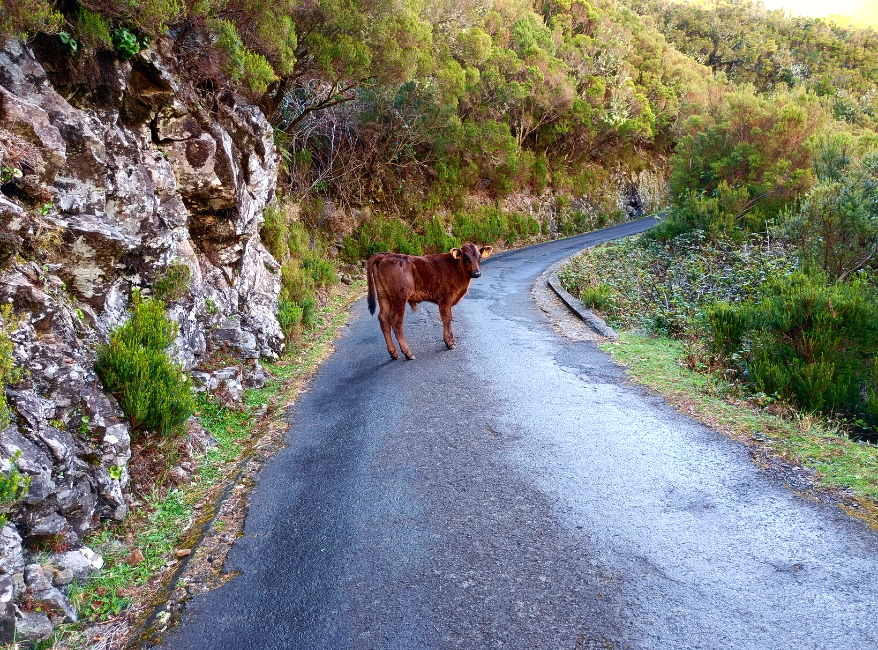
159 218 878 650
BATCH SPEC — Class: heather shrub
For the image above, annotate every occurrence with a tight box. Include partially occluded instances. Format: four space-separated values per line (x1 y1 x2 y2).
579 283 615 313
152 260 191 303
95 292 194 438
0 304 21 429
209 19 276 94
0 451 30 527
708 273 878 422
0 0 63 42
262 203 337 339
74 7 111 48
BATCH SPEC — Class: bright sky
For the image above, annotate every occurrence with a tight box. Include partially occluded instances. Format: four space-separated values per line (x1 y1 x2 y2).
761 0 862 17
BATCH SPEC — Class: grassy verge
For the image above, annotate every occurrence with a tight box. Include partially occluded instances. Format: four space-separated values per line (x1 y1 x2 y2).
41 280 365 650
604 332 878 513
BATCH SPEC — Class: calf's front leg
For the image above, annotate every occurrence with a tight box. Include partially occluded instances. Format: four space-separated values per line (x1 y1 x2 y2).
439 303 455 349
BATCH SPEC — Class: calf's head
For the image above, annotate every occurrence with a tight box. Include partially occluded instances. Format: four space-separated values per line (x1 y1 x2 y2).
450 243 493 278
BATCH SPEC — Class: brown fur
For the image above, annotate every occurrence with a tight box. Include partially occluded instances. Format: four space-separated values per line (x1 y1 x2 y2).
367 243 492 359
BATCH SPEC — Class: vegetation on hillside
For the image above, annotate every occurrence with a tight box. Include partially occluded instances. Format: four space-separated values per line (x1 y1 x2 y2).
558 1 878 438
95 291 194 439
631 0 878 128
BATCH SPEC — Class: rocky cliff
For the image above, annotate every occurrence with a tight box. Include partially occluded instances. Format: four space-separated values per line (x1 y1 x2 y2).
0 36 282 639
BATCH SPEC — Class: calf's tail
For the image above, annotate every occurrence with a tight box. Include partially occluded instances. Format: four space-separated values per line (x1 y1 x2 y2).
367 255 378 315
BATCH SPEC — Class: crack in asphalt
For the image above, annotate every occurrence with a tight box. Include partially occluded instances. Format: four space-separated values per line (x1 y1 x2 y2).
155 219 878 650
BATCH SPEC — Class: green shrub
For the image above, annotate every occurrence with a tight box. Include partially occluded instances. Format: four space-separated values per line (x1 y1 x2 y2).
0 305 21 430
123 0 183 34
241 50 276 93
152 261 191 303
712 273 878 421
579 283 615 312
652 182 749 242
706 302 752 359
776 153 878 281
866 358 878 423
0 451 30 527
531 152 549 193
344 215 426 260
276 299 303 338
747 273 878 415
112 28 149 59
75 7 111 47
261 204 290 260
421 216 460 253
0 0 63 42
95 292 194 438
262 202 337 338
209 18 276 94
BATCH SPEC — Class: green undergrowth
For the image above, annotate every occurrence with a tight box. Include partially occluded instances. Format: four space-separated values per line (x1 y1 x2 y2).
50 283 362 646
340 208 546 262
604 332 878 501
558 231 798 335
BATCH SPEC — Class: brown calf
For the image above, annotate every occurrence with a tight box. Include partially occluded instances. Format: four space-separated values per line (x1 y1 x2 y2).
367 242 493 359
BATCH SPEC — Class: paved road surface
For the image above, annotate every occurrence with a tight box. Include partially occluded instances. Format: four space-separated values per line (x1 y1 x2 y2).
159 219 878 650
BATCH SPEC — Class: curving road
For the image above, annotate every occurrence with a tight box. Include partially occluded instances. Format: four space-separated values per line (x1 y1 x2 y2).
159 219 878 650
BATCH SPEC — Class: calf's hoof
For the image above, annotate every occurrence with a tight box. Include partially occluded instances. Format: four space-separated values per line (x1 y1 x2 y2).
389 351 399 360
445 341 455 350
404 352 416 360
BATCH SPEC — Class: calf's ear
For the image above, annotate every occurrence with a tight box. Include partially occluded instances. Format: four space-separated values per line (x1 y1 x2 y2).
450 248 461 259
480 246 493 258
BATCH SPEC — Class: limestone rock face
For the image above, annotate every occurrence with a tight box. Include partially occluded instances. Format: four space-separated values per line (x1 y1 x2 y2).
0 36 284 634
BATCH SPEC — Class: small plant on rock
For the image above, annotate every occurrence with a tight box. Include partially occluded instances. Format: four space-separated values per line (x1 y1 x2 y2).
112 28 149 60
58 31 78 52
95 291 194 438
0 304 21 429
153 260 192 303
0 451 31 527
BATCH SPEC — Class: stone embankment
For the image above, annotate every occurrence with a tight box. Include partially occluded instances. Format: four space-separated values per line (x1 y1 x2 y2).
0 37 283 641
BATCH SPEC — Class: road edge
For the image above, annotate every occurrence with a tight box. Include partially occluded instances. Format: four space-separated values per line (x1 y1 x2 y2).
544 259 618 340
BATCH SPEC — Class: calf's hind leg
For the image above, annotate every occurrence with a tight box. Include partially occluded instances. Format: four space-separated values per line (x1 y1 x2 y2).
390 302 415 360
377 303 399 360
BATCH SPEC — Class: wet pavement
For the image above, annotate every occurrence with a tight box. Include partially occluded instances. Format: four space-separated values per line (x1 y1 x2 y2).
157 219 878 650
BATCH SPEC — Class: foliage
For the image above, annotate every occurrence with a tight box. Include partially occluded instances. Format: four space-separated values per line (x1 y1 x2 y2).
152 260 192 303
261 202 337 338
0 0 63 43
558 231 797 334
58 30 77 52
775 142 878 281
0 450 30 528
0 304 20 430
633 0 878 129
74 7 111 48
95 291 194 438
659 86 827 239
208 19 276 94
707 273 878 425
112 28 149 60
120 0 183 35
339 207 542 263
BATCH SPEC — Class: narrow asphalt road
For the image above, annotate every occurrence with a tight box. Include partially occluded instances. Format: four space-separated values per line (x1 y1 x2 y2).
159 219 878 650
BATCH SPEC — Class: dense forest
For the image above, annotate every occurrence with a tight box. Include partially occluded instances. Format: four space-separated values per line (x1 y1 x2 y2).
3 1 878 431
